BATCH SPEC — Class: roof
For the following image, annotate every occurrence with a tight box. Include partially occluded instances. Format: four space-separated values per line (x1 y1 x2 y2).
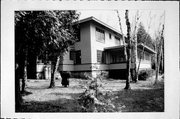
104 43 156 54
137 43 156 54
104 45 126 51
74 16 122 36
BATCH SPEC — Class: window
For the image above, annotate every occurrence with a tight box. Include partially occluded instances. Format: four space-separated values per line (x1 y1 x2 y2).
76 28 80 42
111 50 125 63
144 52 151 61
74 50 81 64
97 50 106 63
70 50 75 60
138 50 144 60
115 36 120 44
96 28 105 43
109 33 112 39
115 36 123 45
73 25 80 42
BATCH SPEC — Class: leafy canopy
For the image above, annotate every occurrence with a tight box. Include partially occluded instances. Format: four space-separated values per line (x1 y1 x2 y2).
15 11 79 61
137 22 155 50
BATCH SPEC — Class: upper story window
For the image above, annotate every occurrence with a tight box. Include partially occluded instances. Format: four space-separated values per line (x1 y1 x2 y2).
76 28 80 42
73 25 80 42
96 27 105 43
115 36 120 44
115 36 123 45
109 33 112 39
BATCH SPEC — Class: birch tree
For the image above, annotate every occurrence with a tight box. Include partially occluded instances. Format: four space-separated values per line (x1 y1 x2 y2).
116 10 127 61
116 10 130 89
154 24 164 84
131 10 140 82
153 12 165 84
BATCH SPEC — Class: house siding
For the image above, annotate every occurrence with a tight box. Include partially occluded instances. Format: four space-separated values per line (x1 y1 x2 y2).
90 22 123 64
75 22 91 64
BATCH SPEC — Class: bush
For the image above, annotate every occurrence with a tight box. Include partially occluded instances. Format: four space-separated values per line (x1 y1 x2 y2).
138 69 155 80
78 73 115 112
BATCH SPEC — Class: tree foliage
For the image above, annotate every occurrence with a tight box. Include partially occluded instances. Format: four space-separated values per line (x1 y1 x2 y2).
15 11 79 62
137 22 155 50
15 10 79 109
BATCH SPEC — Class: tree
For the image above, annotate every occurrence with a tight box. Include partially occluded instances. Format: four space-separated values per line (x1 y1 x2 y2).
15 11 79 109
136 22 155 76
124 10 131 89
116 10 130 89
154 24 164 84
131 10 140 82
137 23 154 49
116 10 132 89
116 10 128 61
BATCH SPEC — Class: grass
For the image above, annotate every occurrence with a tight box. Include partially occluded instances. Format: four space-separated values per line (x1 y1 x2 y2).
18 76 164 112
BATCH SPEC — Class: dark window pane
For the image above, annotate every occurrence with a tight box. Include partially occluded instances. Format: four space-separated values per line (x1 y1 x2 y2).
75 50 81 64
109 33 112 39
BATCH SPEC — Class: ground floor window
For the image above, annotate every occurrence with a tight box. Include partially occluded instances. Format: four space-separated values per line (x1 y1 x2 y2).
137 50 151 61
110 50 125 63
144 52 151 61
75 50 81 64
97 50 106 63
71 50 81 64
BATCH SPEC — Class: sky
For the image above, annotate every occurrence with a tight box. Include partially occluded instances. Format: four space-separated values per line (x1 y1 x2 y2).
77 10 165 40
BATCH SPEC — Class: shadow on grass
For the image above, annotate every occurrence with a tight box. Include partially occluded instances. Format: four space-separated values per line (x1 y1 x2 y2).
21 90 32 96
17 92 83 112
110 88 164 112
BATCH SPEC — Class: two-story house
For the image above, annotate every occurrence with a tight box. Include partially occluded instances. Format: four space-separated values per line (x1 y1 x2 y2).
58 16 156 79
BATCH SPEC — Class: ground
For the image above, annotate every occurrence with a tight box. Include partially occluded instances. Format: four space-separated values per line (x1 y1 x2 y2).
19 76 164 112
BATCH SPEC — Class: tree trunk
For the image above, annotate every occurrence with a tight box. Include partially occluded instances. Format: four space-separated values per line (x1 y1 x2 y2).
49 60 56 88
21 48 28 93
132 11 140 82
116 10 127 61
133 40 138 82
155 42 162 84
49 55 61 88
124 10 131 90
155 25 164 84
15 63 23 111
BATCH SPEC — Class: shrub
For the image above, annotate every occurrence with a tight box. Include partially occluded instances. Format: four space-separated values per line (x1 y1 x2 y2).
78 73 115 112
138 69 155 80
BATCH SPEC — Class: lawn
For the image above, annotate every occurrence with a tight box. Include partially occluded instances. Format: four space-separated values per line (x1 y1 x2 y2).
18 76 164 112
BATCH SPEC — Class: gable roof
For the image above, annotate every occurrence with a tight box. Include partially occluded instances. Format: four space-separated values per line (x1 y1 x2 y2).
74 16 122 36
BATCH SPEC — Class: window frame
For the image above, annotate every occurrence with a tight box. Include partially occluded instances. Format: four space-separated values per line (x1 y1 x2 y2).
109 33 112 39
96 27 105 43
115 36 120 45
97 50 106 63
74 50 81 64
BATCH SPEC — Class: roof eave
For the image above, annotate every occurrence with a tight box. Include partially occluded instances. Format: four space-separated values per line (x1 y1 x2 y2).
73 16 122 36
137 43 156 54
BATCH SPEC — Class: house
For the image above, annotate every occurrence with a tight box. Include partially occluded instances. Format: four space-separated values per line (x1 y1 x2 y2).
58 16 156 79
